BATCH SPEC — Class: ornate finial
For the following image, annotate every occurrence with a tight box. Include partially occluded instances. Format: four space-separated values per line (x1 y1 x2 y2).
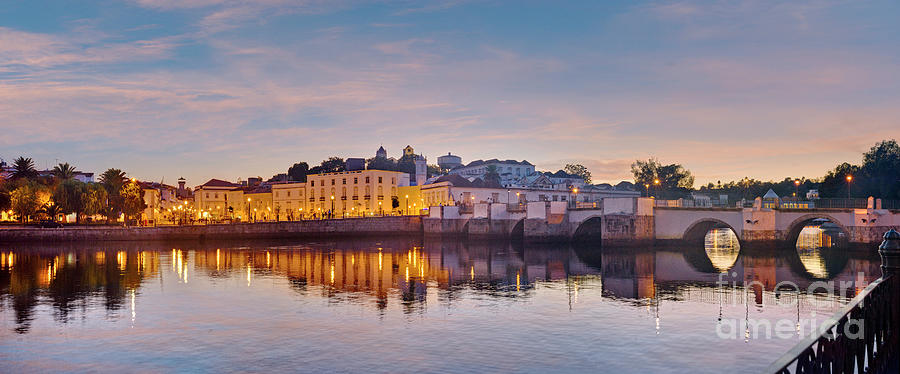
878 229 900 276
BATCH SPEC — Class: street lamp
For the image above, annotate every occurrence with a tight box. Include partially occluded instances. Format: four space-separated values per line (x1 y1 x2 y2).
653 179 661 198
404 194 409 215
378 200 383 216
330 195 335 218
846 175 853 199
644 183 650 198
794 179 800 198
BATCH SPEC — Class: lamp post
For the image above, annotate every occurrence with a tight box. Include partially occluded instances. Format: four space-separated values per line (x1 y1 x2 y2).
404 194 409 215
378 201 383 216
846 175 853 200
644 183 650 198
246 197 251 223
794 179 800 198
330 195 335 219
516 192 521 208
572 187 578 208
653 179 661 198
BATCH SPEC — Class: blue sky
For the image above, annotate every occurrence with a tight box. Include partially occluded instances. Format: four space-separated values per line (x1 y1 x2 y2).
1 0 898 186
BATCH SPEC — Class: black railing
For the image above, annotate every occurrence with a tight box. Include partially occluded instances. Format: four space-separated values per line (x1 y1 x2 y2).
769 230 900 374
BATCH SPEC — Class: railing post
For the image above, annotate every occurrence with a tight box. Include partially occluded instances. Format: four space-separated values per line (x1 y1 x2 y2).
878 229 900 360
880 229 900 277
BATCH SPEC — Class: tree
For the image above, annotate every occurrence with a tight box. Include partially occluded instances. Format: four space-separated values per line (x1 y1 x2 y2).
81 183 108 220
40 203 63 222
0 189 10 213
120 182 146 224
820 162 859 198
318 157 345 173
52 179 86 222
564 164 592 184
631 158 694 198
51 163 76 180
10 184 42 222
366 156 398 172
427 164 441 177
860 139 900 199
287 162 309 182
11 157 38 180
99 168 127 222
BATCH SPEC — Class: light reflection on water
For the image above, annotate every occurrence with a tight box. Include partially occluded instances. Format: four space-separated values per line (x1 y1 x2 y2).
0 237 881 373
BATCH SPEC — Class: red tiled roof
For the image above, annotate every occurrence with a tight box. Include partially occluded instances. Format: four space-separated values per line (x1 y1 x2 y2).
201 178 240 188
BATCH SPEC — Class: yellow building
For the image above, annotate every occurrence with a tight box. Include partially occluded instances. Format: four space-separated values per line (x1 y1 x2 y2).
193 179 241 220
305 169 408 217
272 181 307 220
397 185 425 215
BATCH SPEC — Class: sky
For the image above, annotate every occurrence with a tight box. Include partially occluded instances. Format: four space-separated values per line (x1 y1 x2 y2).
1 0 898 187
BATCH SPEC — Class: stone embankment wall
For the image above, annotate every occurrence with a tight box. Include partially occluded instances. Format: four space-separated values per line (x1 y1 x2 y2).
0 216 423 242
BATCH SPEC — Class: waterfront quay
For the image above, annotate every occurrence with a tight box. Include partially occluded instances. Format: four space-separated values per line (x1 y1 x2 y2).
3 197 898 246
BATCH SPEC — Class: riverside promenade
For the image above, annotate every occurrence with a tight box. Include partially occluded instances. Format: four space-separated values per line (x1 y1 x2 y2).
0 216 422 242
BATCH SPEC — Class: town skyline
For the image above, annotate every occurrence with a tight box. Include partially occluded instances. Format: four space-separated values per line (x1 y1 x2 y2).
2 1 898 186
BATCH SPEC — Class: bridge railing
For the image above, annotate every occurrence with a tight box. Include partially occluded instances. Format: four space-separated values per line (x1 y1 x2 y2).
767 230 900 374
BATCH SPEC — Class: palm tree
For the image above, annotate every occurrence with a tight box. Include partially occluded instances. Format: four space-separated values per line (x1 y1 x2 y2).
99 168 127 188
51 162 76 180
41 203 64 222
11 156 38 180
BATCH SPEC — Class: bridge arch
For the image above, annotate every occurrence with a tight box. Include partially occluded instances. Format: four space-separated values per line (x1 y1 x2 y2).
510 218 524 240
784 213 850 246
682 218 740 243
572 215 603 243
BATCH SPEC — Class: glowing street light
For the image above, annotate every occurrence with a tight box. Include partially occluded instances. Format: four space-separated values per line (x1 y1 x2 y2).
846 175 853 199
794 179 800 197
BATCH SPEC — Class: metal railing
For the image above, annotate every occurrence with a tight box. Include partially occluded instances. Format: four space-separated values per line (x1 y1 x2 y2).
768 275 897 374
768 230 899 374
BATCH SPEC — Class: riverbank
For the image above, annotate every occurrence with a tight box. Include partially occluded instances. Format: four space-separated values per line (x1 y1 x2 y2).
0 216 423 242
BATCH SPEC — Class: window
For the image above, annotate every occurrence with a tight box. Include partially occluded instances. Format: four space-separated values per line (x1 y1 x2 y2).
391 177 395 184
331 179 335 185
311 181 315 187
342 178 346 185
287 191 291 197
365 176 370 183
214 193 218 198
205 193 209 198
353 177 358 184
378 176 382 183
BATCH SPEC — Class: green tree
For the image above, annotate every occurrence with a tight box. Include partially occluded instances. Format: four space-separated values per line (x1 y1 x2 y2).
564 163 592 184
318 157 345 173
10 184 42 222
53 179 86 222
0 188 10 213
11 157 38 180
820 162 859 198
40 203 63 222
99 168 127 222
287 162 309 182
81 183 109 220
427 164 441 177
367 156 398 171
631 158 694 198
51 163 76 180
860 139 900 199
120 182 146 224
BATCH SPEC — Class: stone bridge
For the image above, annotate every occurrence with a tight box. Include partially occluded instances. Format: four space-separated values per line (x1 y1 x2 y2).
424 197 900 245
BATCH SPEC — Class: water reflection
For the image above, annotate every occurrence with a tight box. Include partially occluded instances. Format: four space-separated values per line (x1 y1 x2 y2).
796 223 850 279
0 239 882 373
704 228 741 272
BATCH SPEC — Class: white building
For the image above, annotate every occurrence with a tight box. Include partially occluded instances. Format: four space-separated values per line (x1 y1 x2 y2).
449 159 536 186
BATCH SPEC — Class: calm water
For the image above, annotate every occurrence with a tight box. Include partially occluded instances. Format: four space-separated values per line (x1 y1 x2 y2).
0 229 881 373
